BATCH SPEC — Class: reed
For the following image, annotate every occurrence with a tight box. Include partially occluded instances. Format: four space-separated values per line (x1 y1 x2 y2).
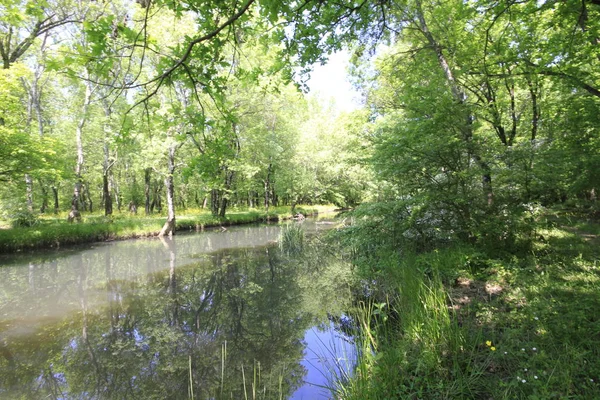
279 223 305 255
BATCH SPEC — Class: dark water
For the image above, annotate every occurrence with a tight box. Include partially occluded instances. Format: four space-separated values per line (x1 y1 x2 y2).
0 219 355 399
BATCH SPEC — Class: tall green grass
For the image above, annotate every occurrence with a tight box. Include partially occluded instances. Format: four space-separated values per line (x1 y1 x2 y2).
279 223 305 255
337 250 489 399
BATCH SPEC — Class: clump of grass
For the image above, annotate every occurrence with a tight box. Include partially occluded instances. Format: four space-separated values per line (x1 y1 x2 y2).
339 251 489 399
8 209 40 228
279 223 305 255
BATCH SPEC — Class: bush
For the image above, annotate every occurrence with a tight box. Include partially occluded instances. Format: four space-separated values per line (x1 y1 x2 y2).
9 209 40 228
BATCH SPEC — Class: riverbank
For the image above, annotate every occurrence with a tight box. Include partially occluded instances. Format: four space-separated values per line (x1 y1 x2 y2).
0 205 335 254
336 210 600 399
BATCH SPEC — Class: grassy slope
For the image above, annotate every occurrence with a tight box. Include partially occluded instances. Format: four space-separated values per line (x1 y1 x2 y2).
339 212 600 399
0 205 333 254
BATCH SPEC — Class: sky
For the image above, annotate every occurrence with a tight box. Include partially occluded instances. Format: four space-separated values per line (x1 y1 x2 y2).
306 50 362 113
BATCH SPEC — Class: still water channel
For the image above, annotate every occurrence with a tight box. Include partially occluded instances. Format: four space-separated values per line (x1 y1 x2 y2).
0 218 355 399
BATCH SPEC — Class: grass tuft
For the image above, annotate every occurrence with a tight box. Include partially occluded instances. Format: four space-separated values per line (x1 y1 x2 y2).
279 223 305 255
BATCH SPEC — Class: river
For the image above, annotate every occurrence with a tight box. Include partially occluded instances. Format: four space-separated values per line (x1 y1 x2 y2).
0 218 355 399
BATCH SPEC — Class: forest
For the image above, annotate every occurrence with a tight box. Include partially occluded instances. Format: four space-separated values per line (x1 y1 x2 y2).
1 0 599 398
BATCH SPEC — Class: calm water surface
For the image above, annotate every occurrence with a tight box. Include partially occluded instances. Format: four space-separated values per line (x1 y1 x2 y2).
0 219 355 399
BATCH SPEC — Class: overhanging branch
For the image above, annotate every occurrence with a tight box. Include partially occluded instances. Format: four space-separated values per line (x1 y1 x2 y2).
126 0 256 91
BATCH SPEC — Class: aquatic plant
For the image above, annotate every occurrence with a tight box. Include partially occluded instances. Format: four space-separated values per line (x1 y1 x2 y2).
279 223 305 255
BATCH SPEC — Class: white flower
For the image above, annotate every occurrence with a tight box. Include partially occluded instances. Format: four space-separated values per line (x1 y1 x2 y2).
521 348 525 351
524 368 528 372
532 347 537 351
534 316 539 320
534 376 538 379
522 379 527 383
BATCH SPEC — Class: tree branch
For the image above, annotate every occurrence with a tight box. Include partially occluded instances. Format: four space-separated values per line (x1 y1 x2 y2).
126 0 256 91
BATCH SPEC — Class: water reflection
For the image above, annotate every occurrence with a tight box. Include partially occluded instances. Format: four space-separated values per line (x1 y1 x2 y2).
0 220 353 399
292 324 356 399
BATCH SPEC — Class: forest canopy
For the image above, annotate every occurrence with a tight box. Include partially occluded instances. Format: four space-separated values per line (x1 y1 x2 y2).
0 0 598 239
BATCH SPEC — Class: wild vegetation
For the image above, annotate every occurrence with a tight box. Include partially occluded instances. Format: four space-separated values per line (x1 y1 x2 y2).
1 0 599 398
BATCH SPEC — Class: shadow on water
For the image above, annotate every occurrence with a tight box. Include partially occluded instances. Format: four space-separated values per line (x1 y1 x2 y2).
0 219 355 399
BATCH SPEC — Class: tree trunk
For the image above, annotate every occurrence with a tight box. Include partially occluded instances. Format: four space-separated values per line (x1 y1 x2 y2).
112 172 122 212
39 179 48 213
415 0 493 205
144 168 151 215
84 183 93 212
158 143 177 237
103 145 113 216
102 101 114 216
152 180 163 213
103 174 112 216
25 174 33 212
73 75 93 211
52 184 59 214
219 169 234 218
264 163 272 213
219 195 228 218
211 189 219 217
20 57 45 216
272 187 278 207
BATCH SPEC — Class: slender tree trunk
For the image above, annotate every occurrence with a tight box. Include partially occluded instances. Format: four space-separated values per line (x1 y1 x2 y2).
101 101 114 216
159 142 177 237
52 184 59 213
219 196 228 218
19 44 46 215
272 187 278 207
217 123 240 218
84 183 93 212
415 0 493 205
39 178 48 213
211 189 219 216
25 174 33 212
103 174 112 216
264 163 272 213
103 144 113 216
73 76 93 211
144 168 151 215
152 180 163 213
524 77 541 202
219 170 234 218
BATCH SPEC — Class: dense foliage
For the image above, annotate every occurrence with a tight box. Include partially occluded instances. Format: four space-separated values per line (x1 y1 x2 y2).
0 0 376 233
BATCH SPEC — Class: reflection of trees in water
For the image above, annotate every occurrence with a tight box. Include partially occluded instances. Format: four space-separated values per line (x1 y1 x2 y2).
0 238 350 399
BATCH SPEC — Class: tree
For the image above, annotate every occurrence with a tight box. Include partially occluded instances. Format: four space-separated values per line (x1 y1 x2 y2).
0 0 79 69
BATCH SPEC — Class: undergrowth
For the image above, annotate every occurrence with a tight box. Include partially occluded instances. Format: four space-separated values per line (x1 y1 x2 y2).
334 211 600 399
